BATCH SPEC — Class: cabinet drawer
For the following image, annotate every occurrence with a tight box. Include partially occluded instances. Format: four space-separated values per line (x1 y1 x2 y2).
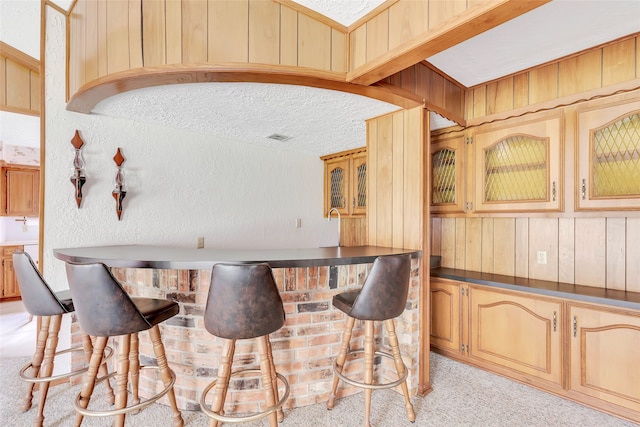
3 246 23 257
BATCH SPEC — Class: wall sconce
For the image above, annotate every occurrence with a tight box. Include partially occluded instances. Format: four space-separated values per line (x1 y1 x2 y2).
112 147 127 220
70 130 86 208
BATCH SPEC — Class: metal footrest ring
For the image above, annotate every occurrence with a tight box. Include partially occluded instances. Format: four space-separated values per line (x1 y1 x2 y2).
73 365 176 417
333 349 408 390
19 345 114 384
200 368 290 424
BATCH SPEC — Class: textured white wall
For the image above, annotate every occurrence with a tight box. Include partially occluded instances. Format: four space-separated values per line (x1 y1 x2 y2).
43 9 337 290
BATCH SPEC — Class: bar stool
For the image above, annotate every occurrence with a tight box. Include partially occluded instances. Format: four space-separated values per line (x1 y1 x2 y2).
13 250 114 427
64 262 184 427
326 254 416 427
199 263 290 427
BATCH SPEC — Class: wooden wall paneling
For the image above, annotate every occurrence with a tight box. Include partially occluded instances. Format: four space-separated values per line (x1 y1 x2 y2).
208 0 248 63
428 0 466 30
493 218 515 277
528 63 558 105
558 217 575 284
331 29 346 72
636 35 640 78
0 56 5 105
392 112 405 248
367 120 378 245
30 72 40 113
558 49 602 98
515 217 529 278
350 24 367 71
444 80 463 121
249 0 280 65
388 0 427 51
481 218 493 273
398 66 417 93
602 37 636 86
280 6 298 66
375 114 394 247
426 68 444 108
513 72 529 109
165 0 182 64
403 107 424 250
486 77 513 115
365 10 389 63
97 0 108 76
440 217 455 268
5 60 30 110
142 0 166 66
606 217 626 291
298 14 331 70
626 217 640 293
465 217 482 272
69 0 86 96
431 217 442 256
528 218 559 282
472 86 486 119
106 0 130 74
129 0 143 69
182 0 208 64
455 217 466 270
84 0 98 82
574 218 606 287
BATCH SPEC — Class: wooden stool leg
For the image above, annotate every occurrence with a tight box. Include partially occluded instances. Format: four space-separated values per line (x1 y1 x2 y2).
258 335 278 427
209 339 235 427
128 332 140 409
22 315 49 412
75 336 108 427
82 333 115 404
148 325 184 427
385 319 415 422
363 320 374 427
114 334 131 427
32 314 61 427
265 336 284 422
327 316 356 409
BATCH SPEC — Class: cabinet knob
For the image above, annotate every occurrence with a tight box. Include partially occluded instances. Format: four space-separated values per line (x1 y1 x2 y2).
581 179 586 200
573 316 578 337
551 182 556 202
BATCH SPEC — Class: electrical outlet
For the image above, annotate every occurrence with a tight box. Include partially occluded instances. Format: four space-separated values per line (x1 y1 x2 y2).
536 250 547 265
295 218 302 228
197 237 204 249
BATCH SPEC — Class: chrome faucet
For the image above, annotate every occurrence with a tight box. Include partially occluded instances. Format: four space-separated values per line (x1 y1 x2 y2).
328 208 341 247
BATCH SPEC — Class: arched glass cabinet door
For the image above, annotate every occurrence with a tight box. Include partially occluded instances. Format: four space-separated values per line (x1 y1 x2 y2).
324 157 350 216
430 133 466 214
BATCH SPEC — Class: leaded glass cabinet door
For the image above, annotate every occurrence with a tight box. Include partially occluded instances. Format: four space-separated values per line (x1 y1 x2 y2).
473 114 562 212
431 135 466 213
351 152 367 216
577 98 640 210
325 157 350 216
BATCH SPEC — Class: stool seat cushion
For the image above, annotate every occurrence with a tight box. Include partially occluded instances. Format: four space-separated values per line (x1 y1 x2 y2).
132 297 180 327
332 290 359 315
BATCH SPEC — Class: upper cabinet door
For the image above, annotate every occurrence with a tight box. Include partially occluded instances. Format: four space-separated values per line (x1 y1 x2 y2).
2 167 40 217
325 157 350 217
430 133 466 214
576 98 640 210
350 151 367 216
472 114 563 213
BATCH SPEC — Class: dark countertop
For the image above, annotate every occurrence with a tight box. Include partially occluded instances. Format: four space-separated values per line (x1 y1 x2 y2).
53 244 421 270
432 267 640 311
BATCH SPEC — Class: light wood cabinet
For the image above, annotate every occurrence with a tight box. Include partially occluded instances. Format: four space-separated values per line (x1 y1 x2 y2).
430 278 463 353
1 165 40 217
430 133 466 213
567 303 640 419
1 245 23 300
321 147 367 217
472 113 563 212
576 97 640 210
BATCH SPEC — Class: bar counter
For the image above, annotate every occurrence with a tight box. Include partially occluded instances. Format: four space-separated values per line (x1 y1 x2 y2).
54 245 422 411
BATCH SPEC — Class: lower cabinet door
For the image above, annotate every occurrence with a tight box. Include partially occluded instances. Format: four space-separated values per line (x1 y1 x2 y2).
568 304 640 417
469 286 563 387
430 278 462 353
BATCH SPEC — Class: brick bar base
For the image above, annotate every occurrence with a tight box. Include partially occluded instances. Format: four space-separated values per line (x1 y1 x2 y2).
71 259 421 412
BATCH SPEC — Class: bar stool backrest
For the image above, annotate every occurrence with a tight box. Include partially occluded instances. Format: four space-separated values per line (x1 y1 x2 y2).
65 262 151 337
14 250 69 317
205 263 285 339
348 254 412 321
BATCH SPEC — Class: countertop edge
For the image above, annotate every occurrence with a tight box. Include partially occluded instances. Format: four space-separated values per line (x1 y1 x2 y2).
431 267 640 311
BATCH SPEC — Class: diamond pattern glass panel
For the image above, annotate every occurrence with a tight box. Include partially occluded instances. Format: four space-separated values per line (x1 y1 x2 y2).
592 113 640 197
484 135 547 202
356 163 366 208
330 167 345 208
432 148 456 204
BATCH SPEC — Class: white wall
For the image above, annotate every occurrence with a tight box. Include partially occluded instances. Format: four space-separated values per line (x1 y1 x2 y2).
42 8 338 290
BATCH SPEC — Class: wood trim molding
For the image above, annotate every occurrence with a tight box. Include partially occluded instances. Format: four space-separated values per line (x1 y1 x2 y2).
0 42 39 70
273 0 348 32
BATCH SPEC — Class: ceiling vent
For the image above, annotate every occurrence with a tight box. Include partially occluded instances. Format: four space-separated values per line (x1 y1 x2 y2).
266 133 292 142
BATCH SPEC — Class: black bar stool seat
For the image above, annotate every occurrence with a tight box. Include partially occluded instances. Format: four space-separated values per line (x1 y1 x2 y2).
326 254 416 427
65 262 184 427
199 263 290 427
13 250 114 427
